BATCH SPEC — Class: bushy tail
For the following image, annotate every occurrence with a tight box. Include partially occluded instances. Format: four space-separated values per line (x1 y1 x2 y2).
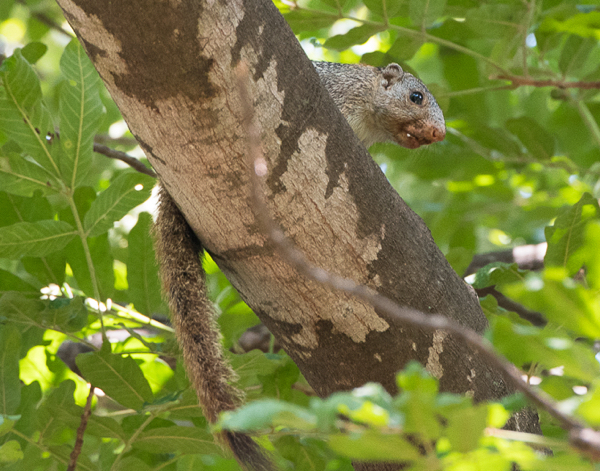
154 184 274 471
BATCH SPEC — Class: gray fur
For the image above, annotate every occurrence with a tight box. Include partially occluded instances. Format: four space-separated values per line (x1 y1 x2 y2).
313 61 445 148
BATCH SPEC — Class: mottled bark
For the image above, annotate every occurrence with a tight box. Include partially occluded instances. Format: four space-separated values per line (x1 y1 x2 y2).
55 0 541 466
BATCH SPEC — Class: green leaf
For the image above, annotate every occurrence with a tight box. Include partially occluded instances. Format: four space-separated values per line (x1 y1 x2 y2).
127 212 164 315
545 193 599 275
324 24 383 51
64 232 115 298
576 222 600 291
44 380 126 440
386 33 424 62
0 415 18 437
219 399 316 432
559 36 595 76
0 49 60 176
0 190 53 227
364 0 404 18
113 457 153 471
47 445 97 471
22 251 66 288
77 346 153 410
58 39 103 189
329 431 422 462
21 42 48 64
0 440 24 464
489 310 600 381
409 0 446 27
577 379 600 426
0 291 45 329
83 172 155 237
0 324 21 415
472 262 527 289
228 350 281 390
0 269 38 294
0 293 90 335
506 117 555 161
0 220 76 259
41 297 88 332
132 426 220 454
274 436 330 471
0 153 60 196
445 404 487 452
465 4 525 39
283 10 337 34
396 363 440 439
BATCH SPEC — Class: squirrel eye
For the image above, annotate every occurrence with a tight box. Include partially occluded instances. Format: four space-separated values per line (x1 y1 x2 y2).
410 91 423 105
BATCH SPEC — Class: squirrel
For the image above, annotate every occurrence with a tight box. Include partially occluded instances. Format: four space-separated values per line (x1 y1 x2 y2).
153 61 445 471
313 61 445 148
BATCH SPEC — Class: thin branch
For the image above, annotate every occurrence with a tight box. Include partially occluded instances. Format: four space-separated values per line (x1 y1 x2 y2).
16 0 74 39
67 385 95 471
439 84 514 98
464 243 546 276
235 62 600 462
493 75 600 90
93 143 157 178
94 135 139 147
476 286 547 327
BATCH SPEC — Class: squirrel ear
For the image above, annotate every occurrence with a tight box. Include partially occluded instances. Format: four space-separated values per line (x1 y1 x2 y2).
382 63 404 89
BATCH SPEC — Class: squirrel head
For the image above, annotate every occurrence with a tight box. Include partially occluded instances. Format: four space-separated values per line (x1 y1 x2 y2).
374 63 446 149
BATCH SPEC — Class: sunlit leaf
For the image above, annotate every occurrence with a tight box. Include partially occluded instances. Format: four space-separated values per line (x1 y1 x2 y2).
58 39 103 188
127 212 165 315
329 431 422 462
0 220 75 259
0 440 24 464
0 153 59 196
83 172 155 237
133 426 220 454
76 344 153 410
545 193 599 275
0 49 60 176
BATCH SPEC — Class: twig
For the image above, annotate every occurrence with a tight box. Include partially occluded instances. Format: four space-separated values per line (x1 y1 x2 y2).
476 286 547 327
464 244 546 276
493 75 600 90
94 135 138 147
93 143 157 178
234 62 600 462
16 0 74 39
67 385 95 471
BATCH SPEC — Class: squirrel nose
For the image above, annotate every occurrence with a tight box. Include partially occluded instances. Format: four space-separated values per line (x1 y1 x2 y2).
430 126 446 142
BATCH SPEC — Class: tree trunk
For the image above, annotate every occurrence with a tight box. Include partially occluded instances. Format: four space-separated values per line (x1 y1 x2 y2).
56 0 541 465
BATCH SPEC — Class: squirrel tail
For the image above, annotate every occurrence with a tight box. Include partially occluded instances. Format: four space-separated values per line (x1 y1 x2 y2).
154 184 274 471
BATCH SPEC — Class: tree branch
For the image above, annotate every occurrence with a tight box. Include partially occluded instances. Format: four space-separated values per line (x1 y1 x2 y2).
476 286 547 327
66 385 95 471
493 75 600 90
16 0 73 39
464 243 546 276
93 143 157 178
236 62 600 462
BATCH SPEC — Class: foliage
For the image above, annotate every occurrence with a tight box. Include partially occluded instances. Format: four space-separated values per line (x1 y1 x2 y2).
0 0 600 470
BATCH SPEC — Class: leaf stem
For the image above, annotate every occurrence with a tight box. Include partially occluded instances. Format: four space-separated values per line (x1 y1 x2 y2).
110 303 175 333
110 413 155 471
67 194 106 339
